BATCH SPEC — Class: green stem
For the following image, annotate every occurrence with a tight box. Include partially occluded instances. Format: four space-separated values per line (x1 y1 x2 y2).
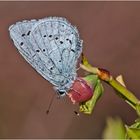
108 78 139 110
80 63 140 112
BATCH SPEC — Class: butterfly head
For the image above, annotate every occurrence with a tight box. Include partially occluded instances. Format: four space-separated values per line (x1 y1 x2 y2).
55 88 67 96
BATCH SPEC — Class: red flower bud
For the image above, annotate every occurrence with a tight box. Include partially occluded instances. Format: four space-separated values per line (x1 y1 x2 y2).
68 77 93 103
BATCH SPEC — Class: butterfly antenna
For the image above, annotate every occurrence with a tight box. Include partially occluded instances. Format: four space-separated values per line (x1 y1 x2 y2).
46 93 56 115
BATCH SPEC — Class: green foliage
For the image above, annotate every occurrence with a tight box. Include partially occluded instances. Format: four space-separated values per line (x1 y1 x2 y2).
102 117 125 139
102 117 140 139
125 118 140 139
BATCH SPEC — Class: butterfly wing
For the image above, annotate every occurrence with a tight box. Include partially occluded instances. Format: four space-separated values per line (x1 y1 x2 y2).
9 17 83 94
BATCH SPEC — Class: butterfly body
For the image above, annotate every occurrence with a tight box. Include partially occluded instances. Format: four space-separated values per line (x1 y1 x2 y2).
9 17 83 96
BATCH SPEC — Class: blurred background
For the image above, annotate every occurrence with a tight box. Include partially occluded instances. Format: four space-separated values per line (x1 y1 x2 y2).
0 1 140 139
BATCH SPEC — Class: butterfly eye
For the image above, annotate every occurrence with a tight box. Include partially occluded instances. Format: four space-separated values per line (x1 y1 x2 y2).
57 90 65 96
43 49 45 52
43 35 47 37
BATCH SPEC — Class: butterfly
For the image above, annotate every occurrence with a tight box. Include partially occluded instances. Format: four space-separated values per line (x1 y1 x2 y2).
9 17 83 96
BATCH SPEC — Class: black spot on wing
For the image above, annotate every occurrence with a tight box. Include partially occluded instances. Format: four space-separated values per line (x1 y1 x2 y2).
22 34 25 37
69 40 72 45
49 35 52 38
20 42 24 46
36 50 40 52
60 41 63 44
27 31 31 36
71 49 75 53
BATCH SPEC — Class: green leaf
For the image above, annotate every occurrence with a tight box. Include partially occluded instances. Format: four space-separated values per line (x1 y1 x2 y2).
125 125 140 139
102 117 125 139
129 118 140 129
125 118 140 139
82 74 98 87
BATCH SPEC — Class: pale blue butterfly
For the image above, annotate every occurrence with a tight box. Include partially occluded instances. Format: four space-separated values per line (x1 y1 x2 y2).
9 17 83 96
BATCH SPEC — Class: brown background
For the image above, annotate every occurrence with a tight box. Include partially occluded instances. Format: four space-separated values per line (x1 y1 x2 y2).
0 1 140 139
